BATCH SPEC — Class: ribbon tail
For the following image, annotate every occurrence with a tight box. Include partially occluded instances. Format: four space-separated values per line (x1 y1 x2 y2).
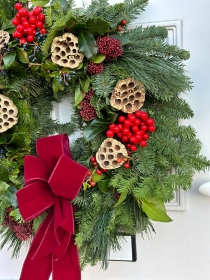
52 235 81 280
19 212 54 280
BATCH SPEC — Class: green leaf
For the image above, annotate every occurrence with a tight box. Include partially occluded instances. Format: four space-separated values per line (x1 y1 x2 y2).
4 186 17 207
141 198 173 222
80 77 90 94
78 31 97 59
74 85 84 107
91 171 105 183
98 179 110 193
43 60 59 70
90 53 105 64
51 0 70 13
0 181 9 193
0 163 9 182
112 33 131 45
86 18 109 35
115 192 127 207
0 136 7 144
52 77 60 94
7 133 24 148
30 0 50 6
3 51 16 69
16 48 29 64
83 118 109 142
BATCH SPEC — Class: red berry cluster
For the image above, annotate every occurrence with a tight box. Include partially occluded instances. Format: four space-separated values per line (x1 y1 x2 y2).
80 89 97 121
96 36 123 61
106 110 156 152
2 207 33 241
87 61 104 75
12 3 46 44
116 19 127 32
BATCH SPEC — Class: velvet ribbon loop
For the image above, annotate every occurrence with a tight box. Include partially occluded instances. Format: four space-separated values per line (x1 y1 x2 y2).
16 134 88 280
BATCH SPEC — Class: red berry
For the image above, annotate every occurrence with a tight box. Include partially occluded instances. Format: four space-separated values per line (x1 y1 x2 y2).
87 170 92 176
131 125 139 133
124 119 132 127
16 24 24 32
140 111 148 120
32 8 41 16
29 16 37 24
142 133 149 140
93 162 98 167
19 38 27 45
117 132 123 139
117 158 123 163
122 127 130 135
22 20 30 28
134 119 141 126
96 169 102 175
148 125 156 132
130 136 137 144
146 118 155 125
109 124 115 130
121 19 127 26
14 31 23 38
122 136 129 143
16 13 22 19
90 156 96 163
135 110 141 118
90 181 96 187
32 29 36 36
34 6 42 13
38 13 45 21
15 3 23 10
27 35 34 42
130 145 137 152
101 168 107 173
140 124 148 131
140 140 147 147
126 143 131 149
106 129 114 138
135 134 142 141
116 25 123 32
19 8 28 17
40 28 47 34
118 116 126 123
36 21 44 28
28 11 33 18
117 124 123 131
124 162 130 169
113 125 120 133
26 27 34 35
12 18 20 26
30 24 36 29
127 113 136 122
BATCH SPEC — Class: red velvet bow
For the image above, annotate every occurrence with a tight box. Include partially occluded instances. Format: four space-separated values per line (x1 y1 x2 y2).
16 134 88 280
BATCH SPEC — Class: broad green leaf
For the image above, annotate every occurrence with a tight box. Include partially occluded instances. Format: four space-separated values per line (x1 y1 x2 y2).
52 77 60 94
7 133 23 148
0 181 9 193
43 60 59 70
7 62 24 70
112 33 131 45
90 53 105 64
0 136 7 144
141 199 172 222
98 179 110 193
78 31 97 59
16 48 29 64
83 182 89 190
74 85 84 107
3 51 16 69
115 192 127 207
66 18 81 29
0 163 9 182
4 186 17 207
48 71 59 77
31 0 50 6
80 77 90 94
83 118 109 142
91 171 105 183
86 18 109 35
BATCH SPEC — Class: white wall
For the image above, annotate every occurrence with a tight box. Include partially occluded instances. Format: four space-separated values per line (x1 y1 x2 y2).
1 1 210 279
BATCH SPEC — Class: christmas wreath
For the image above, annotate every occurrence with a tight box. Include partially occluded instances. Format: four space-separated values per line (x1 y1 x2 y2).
0 0 210 279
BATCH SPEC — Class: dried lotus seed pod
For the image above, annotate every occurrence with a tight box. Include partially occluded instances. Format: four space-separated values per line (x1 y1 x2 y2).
0 31 10 52
51 33 84 69
110 78 145 113
0 94 18 133
96 138 128 170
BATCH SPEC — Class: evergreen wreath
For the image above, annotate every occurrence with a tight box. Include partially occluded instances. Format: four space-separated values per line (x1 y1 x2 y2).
0 0 210 276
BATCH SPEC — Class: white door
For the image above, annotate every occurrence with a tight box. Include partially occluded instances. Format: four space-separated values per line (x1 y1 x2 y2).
1 1 210 280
